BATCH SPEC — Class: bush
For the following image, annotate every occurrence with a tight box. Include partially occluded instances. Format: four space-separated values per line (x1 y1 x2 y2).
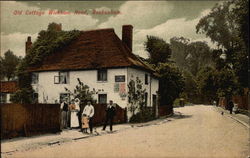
129 107 155 123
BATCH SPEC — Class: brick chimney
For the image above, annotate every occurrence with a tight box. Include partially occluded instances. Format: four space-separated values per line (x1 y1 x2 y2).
25 36 32 55
122 25 133 51
55 23 62 31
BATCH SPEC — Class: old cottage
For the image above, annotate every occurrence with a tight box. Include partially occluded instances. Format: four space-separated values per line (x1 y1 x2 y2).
27 25 159 118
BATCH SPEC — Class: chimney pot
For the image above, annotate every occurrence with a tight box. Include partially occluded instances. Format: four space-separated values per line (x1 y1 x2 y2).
25 36 32 55
122 25 133 51
27 36 31 42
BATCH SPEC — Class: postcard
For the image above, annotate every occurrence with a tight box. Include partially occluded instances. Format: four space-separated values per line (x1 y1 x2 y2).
1 1 249 158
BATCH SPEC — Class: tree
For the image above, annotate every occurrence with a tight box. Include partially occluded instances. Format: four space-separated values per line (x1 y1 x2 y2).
232 0 249 51
144 35 185 110
182 70 198 103
170 37 190 69
196 67 218 103
196 66 239 103
196 1 239 50
170 37 214 76
186 41 213 76
0 50 21 81
47 22 62 32
144 35 171 66
65 78 95 105
156 63 185 112
216 68 240 99
196 0 248 89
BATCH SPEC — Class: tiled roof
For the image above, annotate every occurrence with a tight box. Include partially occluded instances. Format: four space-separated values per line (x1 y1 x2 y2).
0 81 18 93
28 28 155 73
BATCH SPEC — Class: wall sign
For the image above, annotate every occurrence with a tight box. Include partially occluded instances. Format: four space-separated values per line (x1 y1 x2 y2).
115 75 125 82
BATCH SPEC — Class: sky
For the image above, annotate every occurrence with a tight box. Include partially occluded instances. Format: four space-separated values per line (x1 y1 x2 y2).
0 1 219 58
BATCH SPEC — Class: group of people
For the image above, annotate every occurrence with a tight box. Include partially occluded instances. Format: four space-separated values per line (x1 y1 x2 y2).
60 99 116 134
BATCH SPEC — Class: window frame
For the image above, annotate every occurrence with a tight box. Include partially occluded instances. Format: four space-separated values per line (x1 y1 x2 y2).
98 94 107 104
59 71 69 84
54 71 69 84
97 69 107 82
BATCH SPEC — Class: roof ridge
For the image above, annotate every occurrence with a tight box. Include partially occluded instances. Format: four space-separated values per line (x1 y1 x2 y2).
80 28 114 33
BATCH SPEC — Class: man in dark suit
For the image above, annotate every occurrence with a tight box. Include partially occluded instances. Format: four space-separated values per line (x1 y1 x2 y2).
102 100 116 131
228 100 234 114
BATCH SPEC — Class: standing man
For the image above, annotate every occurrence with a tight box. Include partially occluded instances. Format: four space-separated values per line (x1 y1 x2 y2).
82 100 95 133
228 100 234 114
102 100 116 132
60 99 69 129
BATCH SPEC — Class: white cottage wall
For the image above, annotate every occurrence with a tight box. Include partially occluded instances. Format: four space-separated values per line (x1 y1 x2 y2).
32 68 128 108
127 68 159 106
126 67 159 119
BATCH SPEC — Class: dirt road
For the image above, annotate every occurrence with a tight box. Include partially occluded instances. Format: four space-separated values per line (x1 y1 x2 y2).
3 105 249 158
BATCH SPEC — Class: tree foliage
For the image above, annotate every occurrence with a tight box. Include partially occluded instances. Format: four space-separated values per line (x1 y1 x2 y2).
144 35 171 66
169 37 214 103
182 70 198 103
144 36 185 109
156 63 185 109
196 66 239 103
64 78 95 111
196 0 248 89
65 78 95 104
0 50 21 81
170 37 214 76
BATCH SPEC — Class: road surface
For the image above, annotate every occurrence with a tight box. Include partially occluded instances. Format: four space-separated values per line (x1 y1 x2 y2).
3 105 250 158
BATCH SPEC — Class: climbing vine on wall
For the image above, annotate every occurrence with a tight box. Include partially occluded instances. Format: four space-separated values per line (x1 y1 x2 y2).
127 77 146 116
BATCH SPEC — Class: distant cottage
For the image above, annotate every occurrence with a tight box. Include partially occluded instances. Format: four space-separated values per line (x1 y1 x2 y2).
0 81 18 103
26 25 159 118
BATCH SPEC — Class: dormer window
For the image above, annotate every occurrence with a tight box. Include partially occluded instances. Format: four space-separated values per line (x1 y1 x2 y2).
97 69 107 81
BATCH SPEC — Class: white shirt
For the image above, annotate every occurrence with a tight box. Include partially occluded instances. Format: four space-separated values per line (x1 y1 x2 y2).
83 105 94 117
60 101 67 109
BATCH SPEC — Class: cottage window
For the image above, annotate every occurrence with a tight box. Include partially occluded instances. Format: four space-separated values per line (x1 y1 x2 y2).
0 93 7 103
31 73 39 84
98 94 107 104
59 72 69 84
54 72 69 84
97 69 107 81
145 74 148 85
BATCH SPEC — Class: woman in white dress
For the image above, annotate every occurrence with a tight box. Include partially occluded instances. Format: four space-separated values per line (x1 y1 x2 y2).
70 98 80 128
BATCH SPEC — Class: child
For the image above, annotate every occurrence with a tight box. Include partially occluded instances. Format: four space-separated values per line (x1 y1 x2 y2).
82 114 89 133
